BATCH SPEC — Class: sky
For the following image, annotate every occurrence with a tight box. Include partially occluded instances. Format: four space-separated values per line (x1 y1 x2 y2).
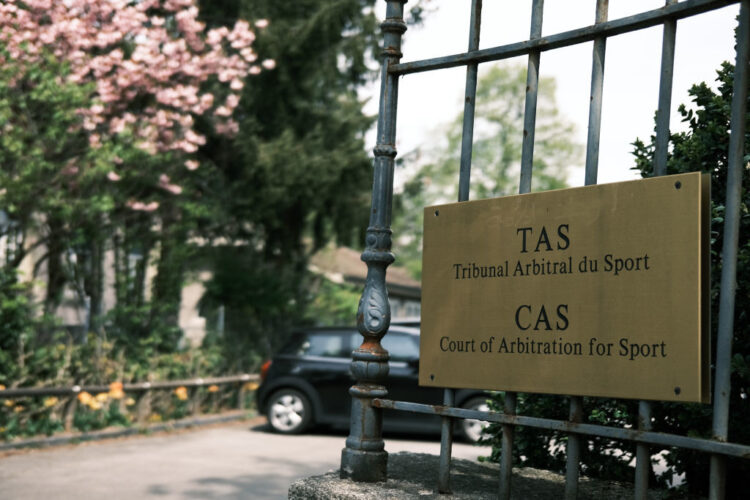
366 0 740 186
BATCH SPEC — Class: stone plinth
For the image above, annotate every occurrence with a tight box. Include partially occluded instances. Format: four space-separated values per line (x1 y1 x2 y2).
289 452 666 499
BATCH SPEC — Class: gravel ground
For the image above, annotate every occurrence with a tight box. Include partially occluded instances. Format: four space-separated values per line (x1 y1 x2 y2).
289 451 670 499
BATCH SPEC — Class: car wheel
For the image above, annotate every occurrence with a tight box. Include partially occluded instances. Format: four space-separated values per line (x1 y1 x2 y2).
267 389 312 434
457 396 490 443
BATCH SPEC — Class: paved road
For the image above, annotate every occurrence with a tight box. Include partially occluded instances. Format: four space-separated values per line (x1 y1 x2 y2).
0 418 491 499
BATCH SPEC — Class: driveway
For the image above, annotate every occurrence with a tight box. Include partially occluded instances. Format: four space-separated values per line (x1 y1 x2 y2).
0 418 491 499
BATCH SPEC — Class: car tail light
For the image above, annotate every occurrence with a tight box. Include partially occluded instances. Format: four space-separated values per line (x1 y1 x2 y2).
260 360 272 382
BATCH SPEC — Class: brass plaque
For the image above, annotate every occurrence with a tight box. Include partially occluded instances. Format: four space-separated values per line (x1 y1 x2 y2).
419 173 710 403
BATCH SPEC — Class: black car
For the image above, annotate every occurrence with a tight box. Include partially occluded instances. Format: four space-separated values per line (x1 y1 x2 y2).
256 325 490 442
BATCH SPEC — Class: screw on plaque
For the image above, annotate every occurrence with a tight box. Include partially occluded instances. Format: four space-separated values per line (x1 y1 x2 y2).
434 210 439 217
674 387 681 395
674 181 682 189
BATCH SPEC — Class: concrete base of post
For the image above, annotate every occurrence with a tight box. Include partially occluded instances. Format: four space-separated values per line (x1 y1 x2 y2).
293 452 654 499
339 448 388 482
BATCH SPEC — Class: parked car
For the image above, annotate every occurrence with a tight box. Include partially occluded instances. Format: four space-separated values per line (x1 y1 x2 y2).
256 325 490 442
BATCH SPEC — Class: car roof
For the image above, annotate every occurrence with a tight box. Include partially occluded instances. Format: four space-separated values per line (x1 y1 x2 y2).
292 325 419 336
391 316 421 327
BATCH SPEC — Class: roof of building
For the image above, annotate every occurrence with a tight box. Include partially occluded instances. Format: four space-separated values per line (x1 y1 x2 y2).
310 246 421 299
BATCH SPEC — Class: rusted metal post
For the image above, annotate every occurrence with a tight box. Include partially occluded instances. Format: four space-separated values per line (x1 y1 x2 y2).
237 383 246 411
340 0 407 483
710 1 749 498
635 400 653 499
584 0 608 185
136 386 152 426
191 382 202 417
565 396 583 500
499 391 517 500
64 396 77 432
519 0 545 193
458 0 482 202
653 0 678 176
438 388 455 493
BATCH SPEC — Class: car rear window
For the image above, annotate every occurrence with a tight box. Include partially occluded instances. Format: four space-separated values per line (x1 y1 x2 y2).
382 332 419 362
282 331 350 358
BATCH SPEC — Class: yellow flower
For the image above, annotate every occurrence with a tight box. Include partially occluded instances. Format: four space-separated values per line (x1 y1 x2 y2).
174 386 188 401
77 391 92 404
108 382 125 400
3 399 14 407
88 400 103 411
43 397 58 408
95 392 108 403
147 414 162 423
13 405 24 413
207 385 219 393
125 397 136 406
0 384 5 391
243 381 259 391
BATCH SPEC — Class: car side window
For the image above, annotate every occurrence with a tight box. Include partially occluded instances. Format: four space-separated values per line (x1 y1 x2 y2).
299 332 348 358
381 333 419 362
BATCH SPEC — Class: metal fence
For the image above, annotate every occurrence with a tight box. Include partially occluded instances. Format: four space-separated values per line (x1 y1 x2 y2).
340 1 750 499
0 374 258 434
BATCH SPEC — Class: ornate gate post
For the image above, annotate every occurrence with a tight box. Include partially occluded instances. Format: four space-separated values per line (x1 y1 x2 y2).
340 0 407 483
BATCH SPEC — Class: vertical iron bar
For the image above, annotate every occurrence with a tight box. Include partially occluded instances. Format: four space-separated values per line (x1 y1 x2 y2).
499 391 517 500
654 0 678 176
519 0 545 193
584 0 609 185
438 388 455 493
565 396 584 500
500 5 545 498
636 5 677 492
635 400 653 500
458 0 482 202
566 5 609 495
341 0 408 483
710 1 750 498
447 2 481 487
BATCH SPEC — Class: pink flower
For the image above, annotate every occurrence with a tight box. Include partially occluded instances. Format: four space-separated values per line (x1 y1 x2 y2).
261 59 276 70
163 183 183 195
184 160 199 171
214 106 232 117
107 171 121 181
255 19 269 29
225 94 239 109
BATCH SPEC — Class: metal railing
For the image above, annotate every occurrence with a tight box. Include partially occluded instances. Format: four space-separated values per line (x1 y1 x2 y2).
341 1 749 499
0 374 258 434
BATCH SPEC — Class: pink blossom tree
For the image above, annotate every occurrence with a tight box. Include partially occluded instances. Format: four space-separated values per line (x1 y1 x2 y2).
0 0 273 180
0 0 273 333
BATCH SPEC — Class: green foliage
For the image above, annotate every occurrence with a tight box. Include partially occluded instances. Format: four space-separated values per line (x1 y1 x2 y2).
631 61 750 498
482 394 642 485
193 0 384 355
393 64 581 279
0 332 238 441
304 279 361 327
0 268 36 382
199 246 308 370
